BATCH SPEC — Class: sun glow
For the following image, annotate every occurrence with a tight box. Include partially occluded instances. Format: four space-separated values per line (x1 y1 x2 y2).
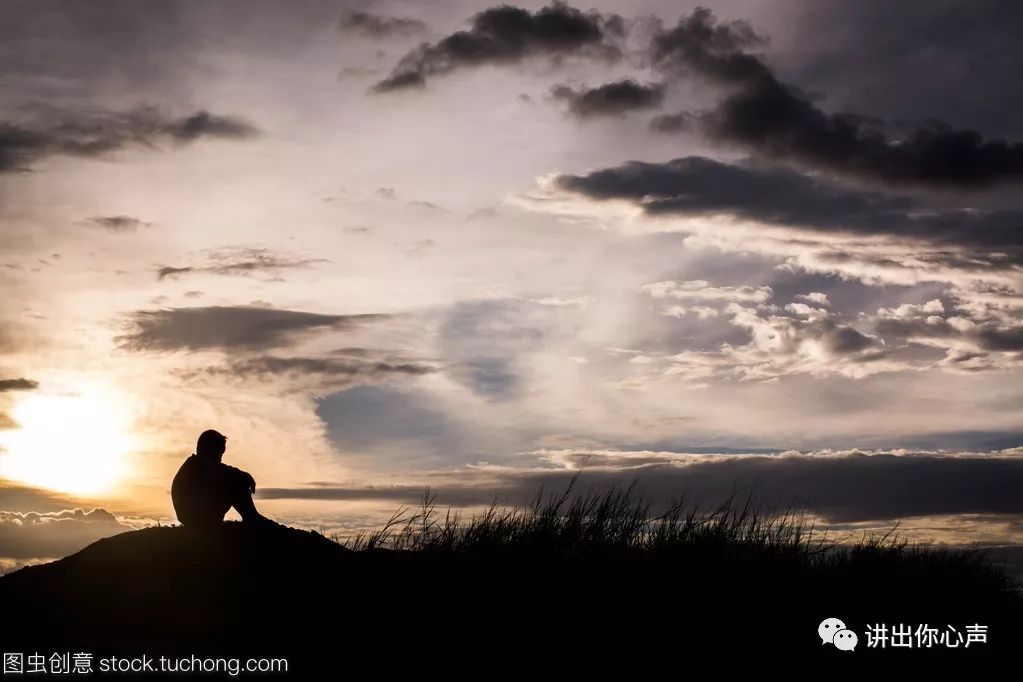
0 390 137 495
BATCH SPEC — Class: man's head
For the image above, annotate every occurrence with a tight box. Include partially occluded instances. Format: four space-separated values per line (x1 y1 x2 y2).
196 429 228 460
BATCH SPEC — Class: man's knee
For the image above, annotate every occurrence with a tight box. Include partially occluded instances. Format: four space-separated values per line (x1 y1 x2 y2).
223 467 255 498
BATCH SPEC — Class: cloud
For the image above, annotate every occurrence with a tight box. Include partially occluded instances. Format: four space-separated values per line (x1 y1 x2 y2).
720 304 887 378
0 379 37 392
156 266 193 280
870 299 1023 369
876 300 946 319
0 105 259 173
550 79 665 119
553 156 1023 260
315 384 465 466
649 111 693 134
166 110 258 141
782 2 1023 141
373 2 623 92
0 377 35 430
437 299 562 401
84 215 151 232
338 10 427 38
258 448 1023 524
649 7 767 82
642 279 771 304
183 351 436 393
225 355 434 378
784 302 827 320
117 306 388 352
0 508 137 561
662 305 718 320
0 479 90 515
797 292 830 307
651 8 1023 188
627 291 893 382
156 247 325 281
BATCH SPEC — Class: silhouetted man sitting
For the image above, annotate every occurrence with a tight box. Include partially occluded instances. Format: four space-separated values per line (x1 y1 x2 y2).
172 429 275 528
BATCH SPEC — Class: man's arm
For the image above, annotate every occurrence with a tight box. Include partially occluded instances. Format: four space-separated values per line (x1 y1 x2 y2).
221 463 257 495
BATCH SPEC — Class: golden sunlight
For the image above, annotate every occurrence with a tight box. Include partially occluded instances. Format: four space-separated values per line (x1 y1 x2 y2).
0 390 137 496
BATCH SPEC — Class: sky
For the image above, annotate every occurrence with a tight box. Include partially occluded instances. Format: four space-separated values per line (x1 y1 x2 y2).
1 0 1022 570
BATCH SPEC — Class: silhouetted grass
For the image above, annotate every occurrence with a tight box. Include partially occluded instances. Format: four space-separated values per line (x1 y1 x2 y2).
339 477 1019 598
4 477 1019 665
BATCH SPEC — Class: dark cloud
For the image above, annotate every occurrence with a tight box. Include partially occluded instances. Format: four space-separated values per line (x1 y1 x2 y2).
649 111 693 134
876 318 1023 354
651 7 767 80
0 508 135 560
550 79 665 119
156 266 193 280
374 71 426 91
315 385 465 466
783 1 1023 141
373 2 622 92
156 247 324 281
975 327 1023 352
555 155 1023 258
0 378 37 392
166 111 257 141
258 449 1023 524
228 355 434 378
184 352 436 391
651 7 1023 189
815 321 877 355
0 105 259 173
0 480 81 514
338 10 427 38
84 215 150 232
117 306 387 352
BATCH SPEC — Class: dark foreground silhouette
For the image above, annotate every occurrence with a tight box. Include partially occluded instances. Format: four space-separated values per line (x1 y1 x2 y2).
2 491 1021 673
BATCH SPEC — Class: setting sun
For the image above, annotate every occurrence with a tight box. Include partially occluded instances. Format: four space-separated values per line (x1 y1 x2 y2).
0 391 137 496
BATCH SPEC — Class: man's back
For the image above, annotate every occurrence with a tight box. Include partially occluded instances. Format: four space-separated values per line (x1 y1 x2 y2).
172 455 239 527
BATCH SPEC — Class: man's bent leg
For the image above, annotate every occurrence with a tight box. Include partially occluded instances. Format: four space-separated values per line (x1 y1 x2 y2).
225 472 275 525
231 490 272 524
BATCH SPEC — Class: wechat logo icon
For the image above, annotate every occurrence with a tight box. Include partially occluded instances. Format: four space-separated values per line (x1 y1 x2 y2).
819 617 858 651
